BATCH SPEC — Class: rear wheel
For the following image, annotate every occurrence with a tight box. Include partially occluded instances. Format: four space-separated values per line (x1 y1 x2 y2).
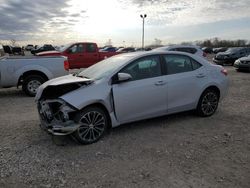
196 89 219 117
22 75 45 96
73 107 108 144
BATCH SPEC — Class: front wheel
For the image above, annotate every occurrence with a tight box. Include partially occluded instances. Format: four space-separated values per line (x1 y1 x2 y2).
73 107 108 144
22 75 45 96
196 89 219 117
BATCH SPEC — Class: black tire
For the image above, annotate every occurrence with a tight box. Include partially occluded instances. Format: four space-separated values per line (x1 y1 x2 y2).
73 107 108 145
22 75 45 97
196 89 219 117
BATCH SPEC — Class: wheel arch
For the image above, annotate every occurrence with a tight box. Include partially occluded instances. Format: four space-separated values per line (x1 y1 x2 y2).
81 103 112 130
18 70 49 86
196 85 221 109
202 85 221 99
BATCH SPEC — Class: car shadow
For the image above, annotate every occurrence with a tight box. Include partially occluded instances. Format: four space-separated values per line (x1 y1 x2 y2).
58 110 198 146
236 69 250 73
111 110 196 134
0 88 28 98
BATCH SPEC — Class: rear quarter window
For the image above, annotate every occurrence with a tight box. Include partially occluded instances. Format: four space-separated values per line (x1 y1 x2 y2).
191 59 202 70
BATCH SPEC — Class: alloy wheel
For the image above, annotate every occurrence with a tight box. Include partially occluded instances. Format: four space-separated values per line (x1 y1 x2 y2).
201 92 218 116
77 111 106 143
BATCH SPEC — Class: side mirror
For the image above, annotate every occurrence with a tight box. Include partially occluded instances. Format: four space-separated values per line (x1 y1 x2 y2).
118 73 132 82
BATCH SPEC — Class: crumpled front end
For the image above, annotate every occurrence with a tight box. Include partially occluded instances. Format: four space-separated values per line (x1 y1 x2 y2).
37 99 79 135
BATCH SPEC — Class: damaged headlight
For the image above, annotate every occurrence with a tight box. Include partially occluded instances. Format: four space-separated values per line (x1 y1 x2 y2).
38 99 76 123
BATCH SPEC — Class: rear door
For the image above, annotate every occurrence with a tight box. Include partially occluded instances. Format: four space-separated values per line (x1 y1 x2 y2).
83 43 99 67
163 54 206 113
66 43 84 68
112 55 168 123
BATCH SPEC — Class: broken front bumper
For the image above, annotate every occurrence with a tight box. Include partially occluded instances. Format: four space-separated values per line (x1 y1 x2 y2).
37 99 80 135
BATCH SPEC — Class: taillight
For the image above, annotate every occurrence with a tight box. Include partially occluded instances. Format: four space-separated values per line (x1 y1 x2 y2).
221 69 228 76
64 60 69 71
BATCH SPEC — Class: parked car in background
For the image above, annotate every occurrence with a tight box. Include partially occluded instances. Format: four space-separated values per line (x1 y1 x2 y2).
3 45 13 54
202 47 213 54
2 45 23 55
153 45 206 57
213 47 228 54
0 45 4 56
117 47 135 53
36 51 229 144
34 45 39 49
234 55 250 71
213 47 250 65
99 46 117 52
25 44 34 51
31 44 55 55
12 46 23 55
37 42 120 69
0 55 69 96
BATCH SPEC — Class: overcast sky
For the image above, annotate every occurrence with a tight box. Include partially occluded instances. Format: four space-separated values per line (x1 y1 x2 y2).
0 0 250 46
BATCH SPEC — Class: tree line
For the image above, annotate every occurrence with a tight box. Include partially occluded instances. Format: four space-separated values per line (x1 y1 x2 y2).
194 38 250 48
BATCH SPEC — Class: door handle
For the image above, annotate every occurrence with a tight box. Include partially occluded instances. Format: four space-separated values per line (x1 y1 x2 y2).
196 73 205 78
155 80 166 86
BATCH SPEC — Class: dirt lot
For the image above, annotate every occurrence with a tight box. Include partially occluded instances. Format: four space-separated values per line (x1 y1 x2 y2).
0 61 250 187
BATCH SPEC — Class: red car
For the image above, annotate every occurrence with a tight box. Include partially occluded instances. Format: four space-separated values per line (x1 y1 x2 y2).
37 42 120 69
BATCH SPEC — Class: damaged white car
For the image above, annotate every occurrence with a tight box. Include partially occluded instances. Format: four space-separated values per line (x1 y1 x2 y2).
35 51 229 144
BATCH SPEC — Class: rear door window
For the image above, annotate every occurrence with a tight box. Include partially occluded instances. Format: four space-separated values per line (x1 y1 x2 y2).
163 54 201 74
86 44 97 53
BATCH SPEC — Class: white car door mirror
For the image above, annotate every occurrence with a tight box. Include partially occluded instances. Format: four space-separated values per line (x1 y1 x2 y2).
118 73 132 82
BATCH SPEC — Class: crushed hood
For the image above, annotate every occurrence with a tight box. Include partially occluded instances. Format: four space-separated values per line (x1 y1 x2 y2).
35 74 93 101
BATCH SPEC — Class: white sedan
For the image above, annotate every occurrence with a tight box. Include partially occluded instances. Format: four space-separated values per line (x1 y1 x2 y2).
153 45 206 57
36 51 229 144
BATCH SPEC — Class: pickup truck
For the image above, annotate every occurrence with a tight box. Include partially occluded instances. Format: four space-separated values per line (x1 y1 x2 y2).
37 42 120 69
0 55 69 96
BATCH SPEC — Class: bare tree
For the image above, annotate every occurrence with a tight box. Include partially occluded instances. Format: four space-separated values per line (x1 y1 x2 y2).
9 39 17 46
154 38 162 46
105 39 112 46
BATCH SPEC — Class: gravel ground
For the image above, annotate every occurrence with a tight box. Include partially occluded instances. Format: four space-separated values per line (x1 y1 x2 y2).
0 56 250 188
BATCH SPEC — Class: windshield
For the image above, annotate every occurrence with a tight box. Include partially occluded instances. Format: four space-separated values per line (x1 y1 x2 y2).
59 43 73 52
78 55 129 80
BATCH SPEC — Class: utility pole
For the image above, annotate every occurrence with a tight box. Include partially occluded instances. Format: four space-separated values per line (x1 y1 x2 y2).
140 14 147 50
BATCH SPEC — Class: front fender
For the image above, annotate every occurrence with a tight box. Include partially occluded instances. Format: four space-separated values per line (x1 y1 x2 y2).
59 81 112 112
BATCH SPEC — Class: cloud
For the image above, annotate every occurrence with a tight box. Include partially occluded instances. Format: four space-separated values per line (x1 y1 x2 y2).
118 0 250 26
0 0 87 41
0 0 249 45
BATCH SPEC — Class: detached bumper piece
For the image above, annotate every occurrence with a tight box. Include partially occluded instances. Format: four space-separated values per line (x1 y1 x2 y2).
37 99 79 135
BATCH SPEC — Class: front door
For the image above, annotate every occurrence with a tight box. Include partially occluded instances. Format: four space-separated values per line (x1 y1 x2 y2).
112 55 167 124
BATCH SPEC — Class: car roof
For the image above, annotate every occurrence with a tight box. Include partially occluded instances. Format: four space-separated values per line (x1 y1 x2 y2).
153 45 201 51
113 51 208 65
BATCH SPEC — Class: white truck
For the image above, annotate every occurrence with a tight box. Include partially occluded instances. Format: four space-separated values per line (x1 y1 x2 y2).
0 55 69 96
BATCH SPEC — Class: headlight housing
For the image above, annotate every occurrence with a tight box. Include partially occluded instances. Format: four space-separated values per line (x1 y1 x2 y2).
38 99 76 123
